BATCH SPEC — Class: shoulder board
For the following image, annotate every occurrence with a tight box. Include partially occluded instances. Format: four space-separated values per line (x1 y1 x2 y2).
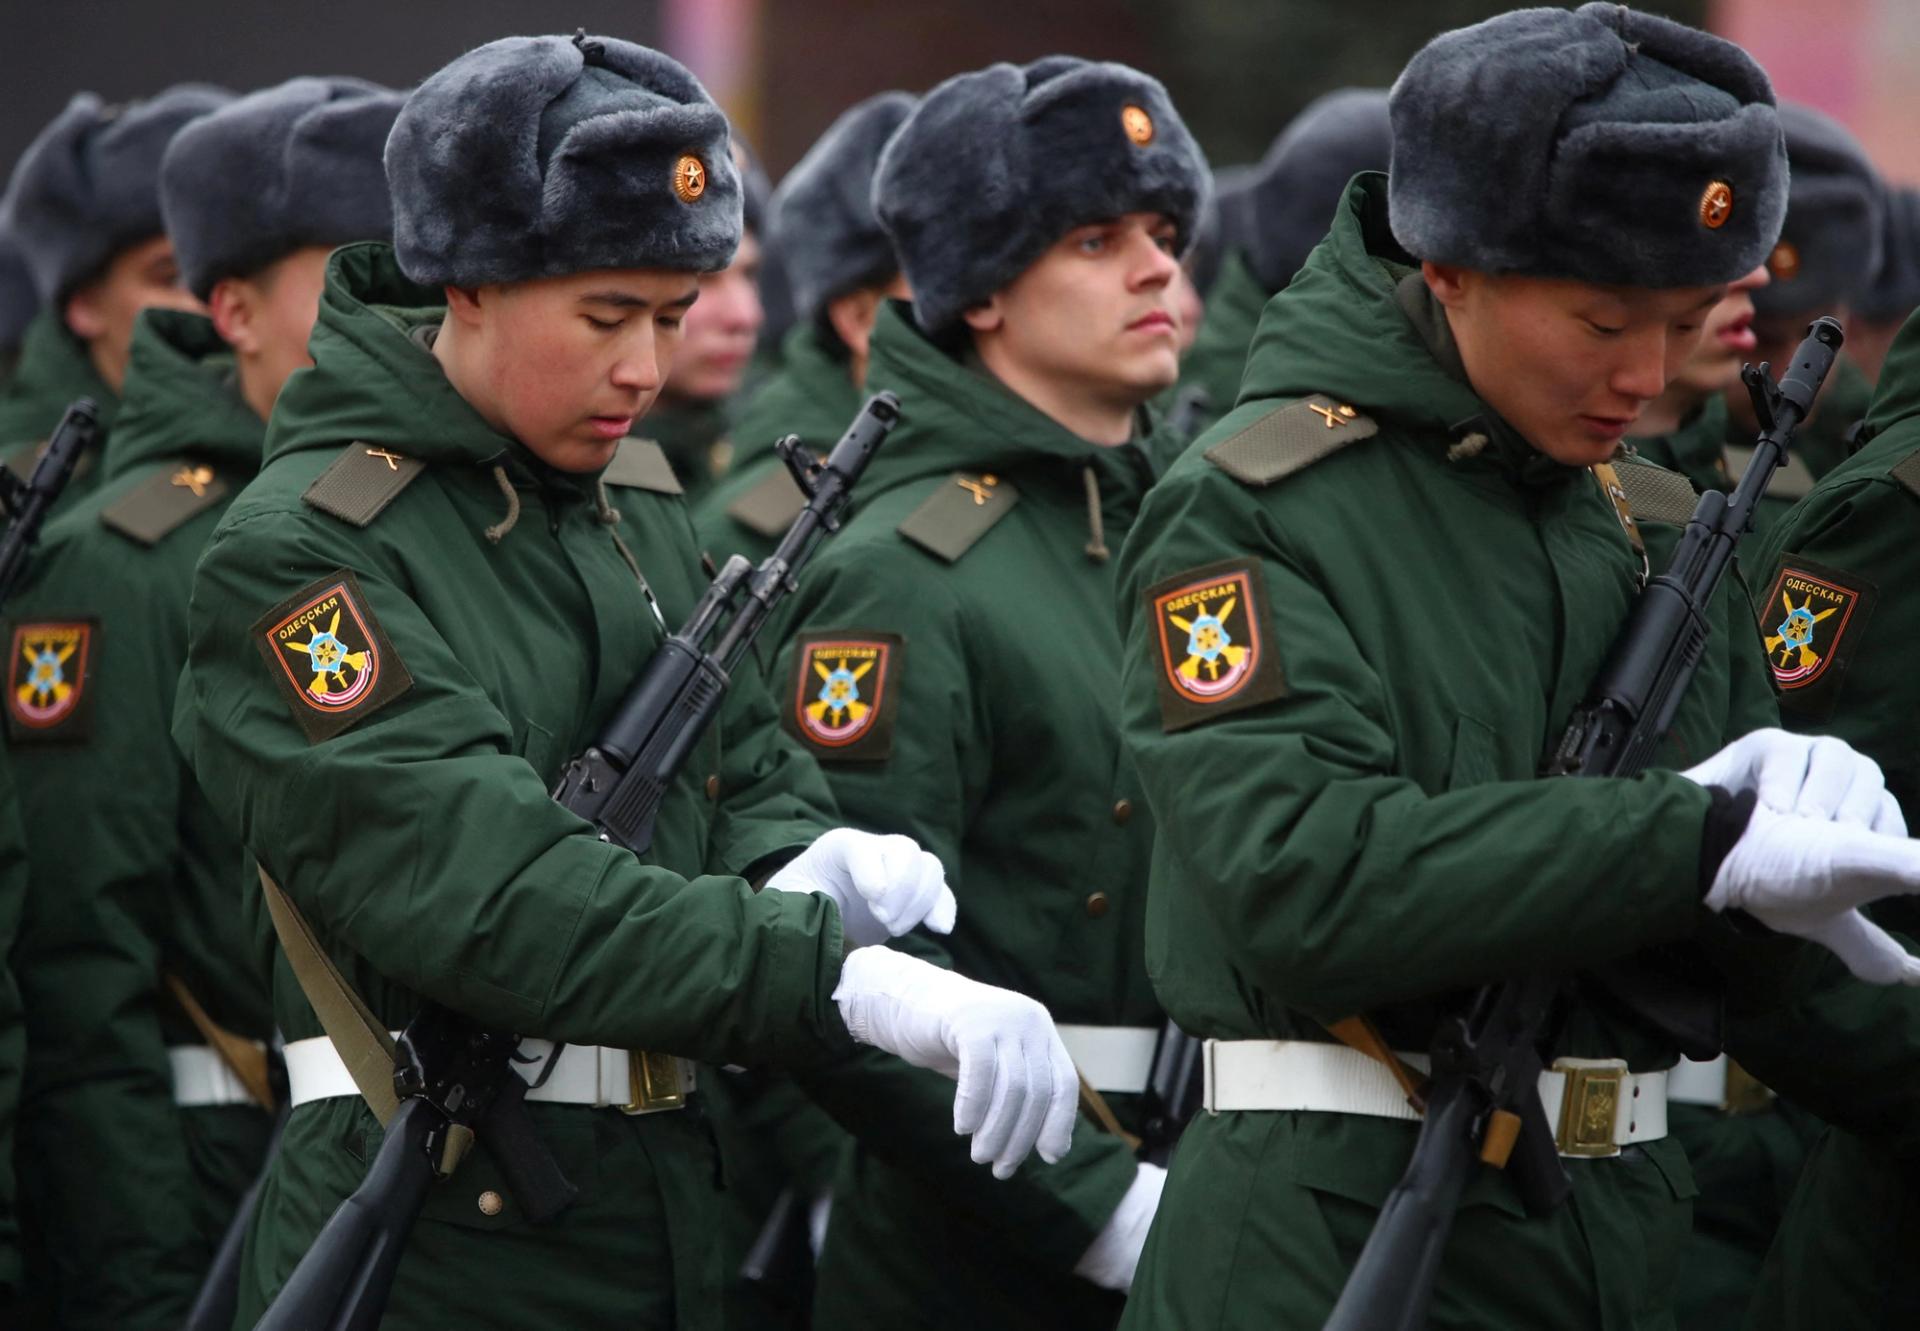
897 472 1021 563
302 443 426 528
1610 455 1699 526
1203 394 1377 488
1723 443 1816 503
603 438 683 495
725 463 807 538
99 460 232 547
1887 446 1920 499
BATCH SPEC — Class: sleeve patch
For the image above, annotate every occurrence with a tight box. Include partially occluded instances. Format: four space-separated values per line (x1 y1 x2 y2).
6 618 99 742
1757 555 1874 720
1144 560 1287 732
783 631 903 762
251 570 414 743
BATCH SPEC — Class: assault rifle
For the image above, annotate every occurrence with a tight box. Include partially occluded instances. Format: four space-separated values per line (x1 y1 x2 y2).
1322 317 1845 1331
0 398 98 606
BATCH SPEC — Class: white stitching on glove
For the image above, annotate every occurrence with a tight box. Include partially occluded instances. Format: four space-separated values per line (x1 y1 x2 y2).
766 827 959 948
1706 802 1920 985
1683 728 1905 835
833 945 1078 1178
1074 1162 1167 1292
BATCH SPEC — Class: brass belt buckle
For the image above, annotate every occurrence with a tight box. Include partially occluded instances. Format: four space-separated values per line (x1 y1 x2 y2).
1552 1058 1627 1158
623 1049 689 1115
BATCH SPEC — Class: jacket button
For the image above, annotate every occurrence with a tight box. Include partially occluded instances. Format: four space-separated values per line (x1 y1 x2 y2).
478 1190 504 1217
1112 799 1133 826
1085 891 1110 919
705 774 721 801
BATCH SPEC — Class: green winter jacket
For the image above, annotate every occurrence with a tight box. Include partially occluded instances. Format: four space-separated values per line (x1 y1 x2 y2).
1739 310 1920 1331
4 309 273 1329
1109 174 1920 1331
0 312 118 519
172 243 856 1329
692 322 862 570
770 302 1176 1330
0 753 26 1304
646 392 736 508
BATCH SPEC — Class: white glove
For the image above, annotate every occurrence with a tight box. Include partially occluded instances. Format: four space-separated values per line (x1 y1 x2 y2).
766 828 958 948
833 945 1078 1179
1683 729 1905 835
1074 1162 1166 1293
1706 802 1920 985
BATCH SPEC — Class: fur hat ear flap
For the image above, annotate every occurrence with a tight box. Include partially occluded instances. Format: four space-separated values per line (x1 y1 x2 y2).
1 84 233 306
0 239 36 354
388 34 743 286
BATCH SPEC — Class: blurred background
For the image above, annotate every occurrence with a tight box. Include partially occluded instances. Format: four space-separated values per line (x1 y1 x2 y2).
1 0 1914 186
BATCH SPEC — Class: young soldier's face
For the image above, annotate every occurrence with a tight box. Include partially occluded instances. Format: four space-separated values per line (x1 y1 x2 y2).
664 228 762 402
209 245 334 419
1665 264 1768 401
447 268 697 473
63 234 204 393
967 212 1183 405
1427 264 1724 467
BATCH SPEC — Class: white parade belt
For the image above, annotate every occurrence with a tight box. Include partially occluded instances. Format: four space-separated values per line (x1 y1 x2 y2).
1057 1024 1160 1094
285 1034 693 1114
169 1044 266 1108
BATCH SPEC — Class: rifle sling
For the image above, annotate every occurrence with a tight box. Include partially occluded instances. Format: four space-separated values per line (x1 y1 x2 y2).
258 866 400 1124
163 972 277 1111
1326 1015 1430 1113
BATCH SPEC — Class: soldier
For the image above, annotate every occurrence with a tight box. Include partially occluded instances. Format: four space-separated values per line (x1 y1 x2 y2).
695 91 917 568
172 35 1080 1327
1739 250 1920 1331
1720 103 1884 533
1625 262 1767 493
0 78 403 1331
1843 184 1920 387
0 239 34 384
0 86 231 510
644 139 774 503
768 56 1208 1330
1111 8 1920 1328
1178 90 1389 432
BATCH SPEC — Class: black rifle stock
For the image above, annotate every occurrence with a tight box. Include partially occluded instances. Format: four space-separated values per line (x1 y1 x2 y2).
0 398 99 607
1138 1019 1204 1166
1323 317 1845 1331
251 394 900 1330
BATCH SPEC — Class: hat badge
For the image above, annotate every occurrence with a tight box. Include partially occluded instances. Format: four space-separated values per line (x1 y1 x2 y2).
1768 239 1802 282
672 153 707 204
1121 104 1155 146
1699 180 1734 230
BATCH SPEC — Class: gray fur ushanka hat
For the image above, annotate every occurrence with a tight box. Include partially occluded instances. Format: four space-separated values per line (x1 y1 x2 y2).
1238 88 1392 294
1388 3 1786 288
1751 102 1885 316
0 84 233 306
162 77 405 300
0 238 37 354
387 32 743 286
874 56 1211 333
1858 185 1920 326
770 90 918 323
